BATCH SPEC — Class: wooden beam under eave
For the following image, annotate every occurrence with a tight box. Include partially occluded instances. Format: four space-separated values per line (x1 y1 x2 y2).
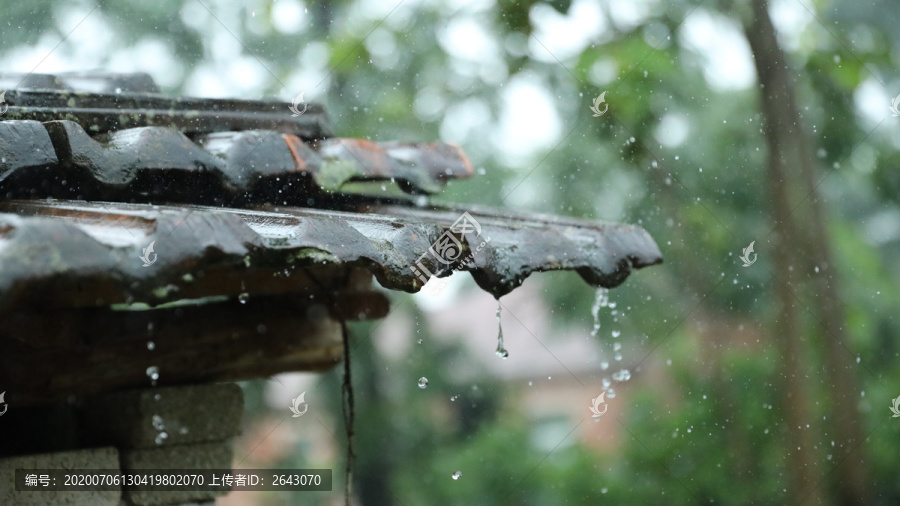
0 291 388 407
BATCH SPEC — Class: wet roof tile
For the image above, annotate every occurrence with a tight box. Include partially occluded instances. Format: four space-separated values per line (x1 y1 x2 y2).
0 72 662 312
0 119 473 202
0 199 661 311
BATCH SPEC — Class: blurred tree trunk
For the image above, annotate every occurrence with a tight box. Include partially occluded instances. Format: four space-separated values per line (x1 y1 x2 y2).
742 0 872 504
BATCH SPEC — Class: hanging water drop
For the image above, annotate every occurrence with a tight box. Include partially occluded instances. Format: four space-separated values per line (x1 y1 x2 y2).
238 292 249 304
152 414 165 431
589 288 609 337
611 330 621 338
613 342 622 351
418 377 429 389
452 471 462 480
606 388 616 398
495 303 509 359
154 432 168 445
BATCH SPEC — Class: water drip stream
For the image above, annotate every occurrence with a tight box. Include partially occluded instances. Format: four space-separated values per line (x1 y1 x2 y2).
590 287 631 410
495 302 508 359
590 288 609 337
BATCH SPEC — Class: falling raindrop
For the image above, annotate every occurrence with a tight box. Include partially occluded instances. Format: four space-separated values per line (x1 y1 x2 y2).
238 292 250 304
590 288 609 337
418 377 429 389
146 366 159 385
614 352 623 361
606 388 616 398
602 377 611 389
611 330 621 338
154 432 168 445
495 303 509 359
452 471 462 480
613 342 622 351
152 415 165 431
417 339 423 345
612 369 631 382
147 341 155 351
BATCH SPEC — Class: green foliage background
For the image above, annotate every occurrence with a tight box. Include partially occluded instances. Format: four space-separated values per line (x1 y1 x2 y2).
3 0 900 503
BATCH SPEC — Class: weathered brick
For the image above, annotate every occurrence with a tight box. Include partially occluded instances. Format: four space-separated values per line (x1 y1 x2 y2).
120 441 232 505
82 383 243 449
0 447 120 505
